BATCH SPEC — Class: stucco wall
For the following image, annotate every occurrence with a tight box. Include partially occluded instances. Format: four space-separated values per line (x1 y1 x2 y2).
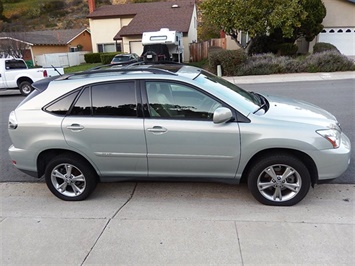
89 18 123 52
322 0 355 27
68 31 93 52
31 46 68 58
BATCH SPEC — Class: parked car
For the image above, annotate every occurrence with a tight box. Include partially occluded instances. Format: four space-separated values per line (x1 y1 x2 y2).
110 53 139 65
8 63 351 206
0 58 64 96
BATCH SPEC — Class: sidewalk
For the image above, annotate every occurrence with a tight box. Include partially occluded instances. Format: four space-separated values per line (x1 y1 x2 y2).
1 182 354 265
223 71 355 84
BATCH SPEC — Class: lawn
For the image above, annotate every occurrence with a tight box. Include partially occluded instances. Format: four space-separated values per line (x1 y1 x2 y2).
64 63 102 74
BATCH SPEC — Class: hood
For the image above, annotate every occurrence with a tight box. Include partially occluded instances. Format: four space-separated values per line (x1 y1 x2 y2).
260 94 338 126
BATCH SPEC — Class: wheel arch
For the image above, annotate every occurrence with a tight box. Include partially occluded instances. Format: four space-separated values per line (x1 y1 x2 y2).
37 149 99 178
17 77 33 87
240 148 318 186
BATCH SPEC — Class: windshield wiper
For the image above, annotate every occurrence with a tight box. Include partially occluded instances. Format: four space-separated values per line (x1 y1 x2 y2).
251 93 268 114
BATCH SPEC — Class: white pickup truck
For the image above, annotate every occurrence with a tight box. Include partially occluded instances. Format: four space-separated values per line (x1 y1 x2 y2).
0 58 64 96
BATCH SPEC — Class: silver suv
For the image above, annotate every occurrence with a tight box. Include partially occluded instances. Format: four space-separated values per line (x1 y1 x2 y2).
8 64 351 206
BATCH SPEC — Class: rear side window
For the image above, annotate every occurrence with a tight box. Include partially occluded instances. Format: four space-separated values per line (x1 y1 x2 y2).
91 82 137 117
5 60 27 69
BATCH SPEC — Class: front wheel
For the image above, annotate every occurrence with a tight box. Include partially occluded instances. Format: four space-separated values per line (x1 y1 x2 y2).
19 81 33 96
45 154 98 201
247 154 311 206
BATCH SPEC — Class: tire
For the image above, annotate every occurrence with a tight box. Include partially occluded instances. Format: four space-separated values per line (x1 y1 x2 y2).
45 154 98 201
19 81 33 96
247 154 311 206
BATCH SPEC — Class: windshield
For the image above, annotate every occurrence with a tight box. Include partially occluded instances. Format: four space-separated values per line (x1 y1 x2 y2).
194 71 260 113
112 55 131 62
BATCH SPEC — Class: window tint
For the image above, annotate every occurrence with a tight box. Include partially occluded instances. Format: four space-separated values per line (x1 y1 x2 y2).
92 82 137 117
45 91 79 115
146 81 222 120
71 87 91 116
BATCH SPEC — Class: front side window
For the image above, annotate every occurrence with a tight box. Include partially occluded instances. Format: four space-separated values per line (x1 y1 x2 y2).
146 81 222 120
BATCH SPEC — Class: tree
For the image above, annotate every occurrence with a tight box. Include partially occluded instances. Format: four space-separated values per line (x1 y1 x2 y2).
200 0 325 50
0 0 10 22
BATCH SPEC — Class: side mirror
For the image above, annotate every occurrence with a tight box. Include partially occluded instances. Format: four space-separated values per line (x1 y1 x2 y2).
213 107 233 124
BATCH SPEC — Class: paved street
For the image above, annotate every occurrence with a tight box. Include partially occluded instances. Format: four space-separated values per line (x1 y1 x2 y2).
1 182 354 265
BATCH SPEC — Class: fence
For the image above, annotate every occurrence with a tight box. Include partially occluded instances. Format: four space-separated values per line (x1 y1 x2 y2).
35 51 89 67
189 38 226 62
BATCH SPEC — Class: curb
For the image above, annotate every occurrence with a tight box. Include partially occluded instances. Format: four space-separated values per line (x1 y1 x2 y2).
223 71 355 84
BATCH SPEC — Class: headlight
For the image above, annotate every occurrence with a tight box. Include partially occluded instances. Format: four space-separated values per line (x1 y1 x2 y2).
8 111 18 130
316 128 341 148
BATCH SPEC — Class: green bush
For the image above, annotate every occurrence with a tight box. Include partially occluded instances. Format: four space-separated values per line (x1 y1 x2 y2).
25 60 34 68
84 53 102 63
277 43 298 56
313 42 340 54
208 49 247 76
207 46 224 72
300 51 355 72
100 52 121 64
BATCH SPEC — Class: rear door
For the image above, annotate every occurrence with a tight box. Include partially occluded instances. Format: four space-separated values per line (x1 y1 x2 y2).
62 81 147 178
143 80 241 179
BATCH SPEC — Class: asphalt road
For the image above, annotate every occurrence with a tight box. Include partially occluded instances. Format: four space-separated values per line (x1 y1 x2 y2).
1 79 354 183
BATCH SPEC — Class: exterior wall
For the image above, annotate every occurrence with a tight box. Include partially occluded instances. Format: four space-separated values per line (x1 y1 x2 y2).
322 0 355 27
68 31 93 52
31 46 68 58
89 18 123 52
183 4 198 62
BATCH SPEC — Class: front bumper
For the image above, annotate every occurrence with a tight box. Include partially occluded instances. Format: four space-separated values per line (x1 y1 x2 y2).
312 132 351 181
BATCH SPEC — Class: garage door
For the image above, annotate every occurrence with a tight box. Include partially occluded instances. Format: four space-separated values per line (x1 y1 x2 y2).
129 41 144 57
318 28 355 56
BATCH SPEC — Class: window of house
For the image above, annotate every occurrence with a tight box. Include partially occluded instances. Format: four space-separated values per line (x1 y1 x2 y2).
97 43 116 53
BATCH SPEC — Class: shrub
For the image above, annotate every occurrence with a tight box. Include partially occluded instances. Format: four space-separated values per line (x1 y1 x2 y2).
208 49 247 76
100 52 121 64
207 46 224 72
84 53 102 63
313 42 340 54
277 43 298 56
300 51 355 72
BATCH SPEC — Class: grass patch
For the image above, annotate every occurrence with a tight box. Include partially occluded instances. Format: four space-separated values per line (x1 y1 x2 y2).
64 63 102 74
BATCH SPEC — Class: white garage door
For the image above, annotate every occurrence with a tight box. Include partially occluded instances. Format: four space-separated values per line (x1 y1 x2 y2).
129 41 144 57
318 28 355 56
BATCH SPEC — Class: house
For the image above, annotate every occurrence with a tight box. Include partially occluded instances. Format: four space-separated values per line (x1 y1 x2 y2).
0 28 92 62
313 0 355 56
87 0 197 62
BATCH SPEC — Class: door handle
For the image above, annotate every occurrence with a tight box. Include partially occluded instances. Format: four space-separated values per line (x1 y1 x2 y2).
147 126 168 134
67 124 85 131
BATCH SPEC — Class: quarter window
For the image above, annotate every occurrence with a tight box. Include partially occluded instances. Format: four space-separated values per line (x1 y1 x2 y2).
45 91 80 115
146 82 222 120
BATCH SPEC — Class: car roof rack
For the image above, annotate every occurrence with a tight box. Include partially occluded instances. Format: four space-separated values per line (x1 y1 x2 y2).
57 66 177 80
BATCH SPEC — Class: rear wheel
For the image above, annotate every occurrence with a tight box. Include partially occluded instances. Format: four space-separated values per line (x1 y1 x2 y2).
247 154 311 206
45 154 98 201
19 81 33 96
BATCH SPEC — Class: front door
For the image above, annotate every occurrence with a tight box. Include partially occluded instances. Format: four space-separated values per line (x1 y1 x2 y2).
144 81 241 179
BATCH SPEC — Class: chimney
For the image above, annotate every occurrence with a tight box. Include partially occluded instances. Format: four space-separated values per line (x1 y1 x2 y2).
88 0 96 13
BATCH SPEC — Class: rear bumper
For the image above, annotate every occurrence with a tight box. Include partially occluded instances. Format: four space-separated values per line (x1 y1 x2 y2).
8 145 38 178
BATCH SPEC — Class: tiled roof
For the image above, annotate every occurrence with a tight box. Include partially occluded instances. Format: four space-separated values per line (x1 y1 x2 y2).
87 1 195 38
0 28 89 46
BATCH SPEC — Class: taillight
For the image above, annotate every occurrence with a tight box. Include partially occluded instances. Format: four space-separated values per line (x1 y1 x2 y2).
43 70 48 77
8 111 18 130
